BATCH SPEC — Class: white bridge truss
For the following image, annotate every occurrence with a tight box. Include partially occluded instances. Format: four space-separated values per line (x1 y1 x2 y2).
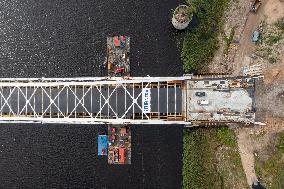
0 77 190 124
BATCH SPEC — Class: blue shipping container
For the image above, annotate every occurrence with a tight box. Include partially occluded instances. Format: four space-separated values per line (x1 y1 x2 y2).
98 135 108 156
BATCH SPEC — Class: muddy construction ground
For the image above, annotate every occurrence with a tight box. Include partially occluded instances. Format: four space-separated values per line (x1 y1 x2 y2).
255 80 284 121
212 0 284 187
209 0 284 76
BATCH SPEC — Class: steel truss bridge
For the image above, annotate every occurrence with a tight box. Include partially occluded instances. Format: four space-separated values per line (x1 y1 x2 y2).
0 77 190 124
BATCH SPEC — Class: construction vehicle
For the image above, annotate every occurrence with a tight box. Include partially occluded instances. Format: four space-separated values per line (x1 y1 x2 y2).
251 30 261 43
197 100 209 105
250 0 262 13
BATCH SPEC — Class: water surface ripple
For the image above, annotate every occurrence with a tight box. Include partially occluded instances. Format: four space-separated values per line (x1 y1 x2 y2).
0 1 183 188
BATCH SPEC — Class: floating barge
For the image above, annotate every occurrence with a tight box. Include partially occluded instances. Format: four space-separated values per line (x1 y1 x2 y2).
107 125 131 164
106 36 130 77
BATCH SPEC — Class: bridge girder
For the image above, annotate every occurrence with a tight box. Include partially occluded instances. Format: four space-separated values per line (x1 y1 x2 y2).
0 77 190 124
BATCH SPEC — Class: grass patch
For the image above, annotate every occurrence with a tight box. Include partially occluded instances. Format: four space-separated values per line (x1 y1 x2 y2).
255 132 284 189
276 132 284 153
268 56 278 64
275 17 284 33
182 127 248 189
264 17 284 46
223 27 236 55
266 33 282 46
182 128 220 189
182 0 229 73
217 126 237 147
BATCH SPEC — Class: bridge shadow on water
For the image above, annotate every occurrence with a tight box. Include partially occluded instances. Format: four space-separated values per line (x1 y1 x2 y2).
0 124 183 189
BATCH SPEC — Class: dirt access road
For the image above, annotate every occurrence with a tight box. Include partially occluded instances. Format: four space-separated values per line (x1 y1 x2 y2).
232 1 266 75
233 0 284 187
232 0 284 75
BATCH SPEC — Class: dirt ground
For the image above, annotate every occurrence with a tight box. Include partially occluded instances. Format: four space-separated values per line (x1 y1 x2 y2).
237 91 284 184
262 59 284 84
222 0 284 187
231 1 267 76
264 0 284 24
209 0 284 75
209 0 250 73
255 80 284 120
232 0 284 75
235 128 258 186
235 117 284 187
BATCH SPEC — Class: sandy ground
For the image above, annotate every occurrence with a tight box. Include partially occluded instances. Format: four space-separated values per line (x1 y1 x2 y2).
255 80 284 119
209 0 284 75
230 0 284 187
209 0 249 73
235 119 284 186
264 0 284 24
201 0 284 186
232 1 267 75
235 128 258 186
237 75 284 188
262 59 284 84
232 0 284 75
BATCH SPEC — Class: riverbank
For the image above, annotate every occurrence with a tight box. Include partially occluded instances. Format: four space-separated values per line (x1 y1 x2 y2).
181 0 229 73
182 127 248 189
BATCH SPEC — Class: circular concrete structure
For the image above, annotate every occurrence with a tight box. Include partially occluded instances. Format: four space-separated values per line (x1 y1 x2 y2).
172 5 192 30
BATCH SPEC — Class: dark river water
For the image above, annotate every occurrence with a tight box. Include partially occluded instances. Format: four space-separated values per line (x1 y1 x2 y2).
0 124 183 189
0 0 184 188
0 0 183 77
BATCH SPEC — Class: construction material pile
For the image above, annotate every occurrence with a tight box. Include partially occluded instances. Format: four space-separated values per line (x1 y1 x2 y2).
105 36 130 77
107 125 131 164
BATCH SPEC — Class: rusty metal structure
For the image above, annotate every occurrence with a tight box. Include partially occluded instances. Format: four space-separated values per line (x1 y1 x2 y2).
105 36 130 77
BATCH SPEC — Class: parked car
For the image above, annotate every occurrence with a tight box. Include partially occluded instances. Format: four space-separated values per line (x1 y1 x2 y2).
195 92 206 97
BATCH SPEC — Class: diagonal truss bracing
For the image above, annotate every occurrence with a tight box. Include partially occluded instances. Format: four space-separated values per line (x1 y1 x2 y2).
0 77 189 124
